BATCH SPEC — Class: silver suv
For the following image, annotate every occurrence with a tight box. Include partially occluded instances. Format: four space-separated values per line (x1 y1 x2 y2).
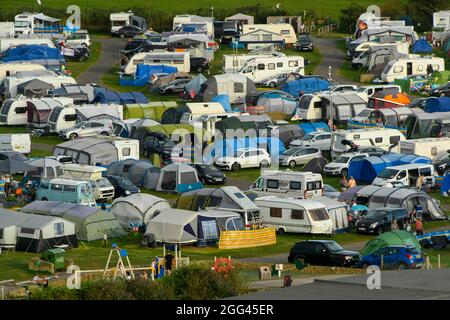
59 121 113 140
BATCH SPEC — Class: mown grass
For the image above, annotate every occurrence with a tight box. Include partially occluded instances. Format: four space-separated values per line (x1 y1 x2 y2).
65 39 102 80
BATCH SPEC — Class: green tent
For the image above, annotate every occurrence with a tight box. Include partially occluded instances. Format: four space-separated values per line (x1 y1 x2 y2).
361 230 421 256
124 102 177 120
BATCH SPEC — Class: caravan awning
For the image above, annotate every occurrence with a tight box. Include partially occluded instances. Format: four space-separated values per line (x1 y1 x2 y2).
34 14 60 23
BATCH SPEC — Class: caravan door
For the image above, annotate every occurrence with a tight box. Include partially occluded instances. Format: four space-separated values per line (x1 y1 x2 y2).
407 62 413 76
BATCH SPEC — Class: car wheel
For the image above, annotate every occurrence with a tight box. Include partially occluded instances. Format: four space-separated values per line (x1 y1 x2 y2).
289 160 296 168
231 163 241 171
397 262 408 270
277 228 285 235
100 132 109 136
376 227 383 235
269 82 277 88
341 168 348 177
334 260 345 268
120 33 125 38
69 133 78 140
260 160 270 168
294 256 307 270
42 198 48 201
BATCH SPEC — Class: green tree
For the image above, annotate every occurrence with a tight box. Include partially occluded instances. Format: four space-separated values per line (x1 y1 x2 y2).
404 0 448 31
338 2 365 34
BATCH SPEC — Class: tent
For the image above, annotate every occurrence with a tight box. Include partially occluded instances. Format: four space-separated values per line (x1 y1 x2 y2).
17 79 54 98
298 122 330 135
254 91 298 116
136 124 196 146
211 95 232 112
51 84 97 104
25 157 63 180
225 13 254 25
0 208 30 246
361 230 421 256
348 154 431 184
281 77 330 97
424 97 450 113
1 45 61 69
93 90 148 104
123 102 177 120
184 74 207 98
156 163 202 193
274 124 304 147
215 114 273 135
196 211 244 246
27 98 67 128
119 64 178 87
303 156 328 174
405 112 450 139
412 39 433 53
107 159 160 190
160 106 190 124
21 201 126 241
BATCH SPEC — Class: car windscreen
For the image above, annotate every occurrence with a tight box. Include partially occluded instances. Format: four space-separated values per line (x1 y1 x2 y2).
333 156 350 164
364 210 387 220
197 164 221 173
282 148 299 156
96 178 112 188
378 168 398 179
117 177 135 188
323 241 344 252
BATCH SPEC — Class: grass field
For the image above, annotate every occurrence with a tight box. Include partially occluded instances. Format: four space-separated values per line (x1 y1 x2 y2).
66 39 102 80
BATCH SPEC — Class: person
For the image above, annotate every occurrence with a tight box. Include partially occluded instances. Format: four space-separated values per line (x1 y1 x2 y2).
298 90 305 98
409 208 416 223
391 219 399 231
340 175 348 191
348 176 357 189
32 274 41 284
405 220 412 232
164 251 175 276
125 271 132 280
416 174 424 191
415 218 424 236
151 257 159 278
3 174 11 196
141 271 148 280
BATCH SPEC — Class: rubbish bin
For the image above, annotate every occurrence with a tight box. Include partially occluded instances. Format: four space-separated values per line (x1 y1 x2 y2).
41 248 66 271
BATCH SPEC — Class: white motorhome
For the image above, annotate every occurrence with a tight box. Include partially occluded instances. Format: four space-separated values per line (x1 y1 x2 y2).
242 24 297 44
223 52 285 73
400 138 450 162
0 38 56 53
0 133 31 154
14 12 61 35
381 55 445 83
0 63 46 85
433 11 450 30
172 15 215 39
123 51 190 75
0 22 15 38
372 163 436 188
110 12 134 35
250 170 324 199
255 196 333 235
331 128 405 158
238 56 304 83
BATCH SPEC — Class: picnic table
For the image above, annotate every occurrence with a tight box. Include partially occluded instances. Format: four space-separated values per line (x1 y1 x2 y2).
0 245 16 255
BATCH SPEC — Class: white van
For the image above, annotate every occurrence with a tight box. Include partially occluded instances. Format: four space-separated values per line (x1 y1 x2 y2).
356 84 402 97
381 56 445 83
255 196 333 235
123 51 190 75
250 170 323 199
331 128 405 158
0 133 31 154
223 52 285 73
372 163 436 188
238 56 304 83
400 138 450 162
242 24 297 44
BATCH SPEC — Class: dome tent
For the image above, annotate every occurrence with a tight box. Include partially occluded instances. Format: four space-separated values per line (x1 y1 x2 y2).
424 97 450 113
123 101 177 120
361 230 421 256
156 163 202 193
411 39 432 54
107 159 160 190
111 194 170 229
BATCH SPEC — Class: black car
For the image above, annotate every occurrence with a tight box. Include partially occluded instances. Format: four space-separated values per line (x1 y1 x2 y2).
105 175 140 198
435 154 450 176
190 57 210 73
0 151 28 162
428 82 450 97
295 33 314 52
142 132 175 160
190 163 226 185
288 240 360 268
355 208 410 235
117 25 144 38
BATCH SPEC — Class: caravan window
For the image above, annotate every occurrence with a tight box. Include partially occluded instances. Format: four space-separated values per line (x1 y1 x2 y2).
307 181 322 190
15 107 27 114
122 148 131 156
64 114 77 121
288 60 299 67
201 220 218 240
21 228 35 234
390 136 401 144
257 64 265 70
291 209 305 220
393 66 403 73
290 181 301 190
309 208 329 221
0 229 3 239
180 171 197 184
268 63 275 70
281 30 290 35
54 222 65 236
234 82 244 93
270 207 282 218
267 179 279 189
277 62 283 68
375 137 383 143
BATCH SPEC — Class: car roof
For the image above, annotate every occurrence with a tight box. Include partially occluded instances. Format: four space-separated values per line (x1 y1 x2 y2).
296 240 335 245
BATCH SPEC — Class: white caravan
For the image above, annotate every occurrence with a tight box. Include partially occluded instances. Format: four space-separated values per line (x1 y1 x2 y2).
242 24 297 44
433 11 450 30
0 38 56 53
331 128 405 158
223 52 285 73
372 163 436 188
255 196 333 235
0 63 46 85
238 56 304 83
110 12 134 35
0 22 15 38
0 134 31 154
123 51 190 75
400 138 450 162
172 15 215 39
381 55 445 83
14 12 61 35
353 41 410 57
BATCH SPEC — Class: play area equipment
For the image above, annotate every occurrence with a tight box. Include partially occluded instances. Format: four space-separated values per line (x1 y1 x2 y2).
103 243 135 280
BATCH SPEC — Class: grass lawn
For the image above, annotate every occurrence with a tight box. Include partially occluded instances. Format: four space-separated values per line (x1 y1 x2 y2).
335 38 361 83
65 39 102 80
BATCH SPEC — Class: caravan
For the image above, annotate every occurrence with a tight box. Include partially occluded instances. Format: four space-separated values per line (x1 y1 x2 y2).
0 38 56 53
172 15 215 39
0 62 46 84
110 12 147 36
400 138 450 162
242 24 297 44
122 51 190 75
0 134 31 154
372 163 436 188
380 55 445 83
223 52 285 73
238 56 304 84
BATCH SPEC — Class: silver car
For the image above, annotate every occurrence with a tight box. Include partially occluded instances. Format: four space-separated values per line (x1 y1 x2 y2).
279 146 321 167
289 132 332 151
59 121 113 140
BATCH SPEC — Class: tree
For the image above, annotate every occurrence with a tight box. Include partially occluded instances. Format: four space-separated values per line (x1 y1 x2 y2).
338 3 365 34
404 0 448 31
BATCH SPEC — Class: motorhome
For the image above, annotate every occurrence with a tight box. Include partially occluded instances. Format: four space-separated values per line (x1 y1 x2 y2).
61 164 115 201
36 178 96 207
122 51 190 75
0 22 15 38
242 24 297 44
238 56 304 83
255 196 333 235
110 12 147 36
47 104 124 133
0 133 31 154
250 170 324 199
0 38 56 53
400 138 450 162
14 12 61 35
223 52 285 73
372 163 436 188
0 63 46 84
381 55 445 83
331 128 405 158
356 84 401 97
172 15 215 39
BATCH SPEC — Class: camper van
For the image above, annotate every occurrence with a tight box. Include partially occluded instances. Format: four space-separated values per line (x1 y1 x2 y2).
356 85 402 97
122 51 190 75
250 171 324 199
0 63 46 84
178 102 226 126
36 178 96 207
331 128 405 158
255 196 333 235
238 56 304 84
14 12 61 35
381 56 445 83
0 134 31 154
61 164 115 201
242 24 297 44
400 138 450 162
223 52 285 73
372 163 436 188
0 38 56 53
110 12 147 36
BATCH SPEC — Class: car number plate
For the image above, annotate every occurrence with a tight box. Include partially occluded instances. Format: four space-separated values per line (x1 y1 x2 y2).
358 227 366 231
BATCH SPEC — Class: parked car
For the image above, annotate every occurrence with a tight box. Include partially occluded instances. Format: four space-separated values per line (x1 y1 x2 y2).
59 121 113 140
279 146 321 167
190 57 210 73
260 73 289 88
117 25 144 38
428 82 450 97
295 32 314 52
288 240 360 267
321 84 358 94
323 184 341 199
360 246 424 270
65 30 91 47
323 153 369 176
355 208 410 235
289 131 332 151
435 154 450 176
189 163 226 185
36 178 96 206
142 132 175 160
215 148 271 171
352 146 389 157
105 175 140 198
159 78 192 95
48 155 78 164
0 151 28 162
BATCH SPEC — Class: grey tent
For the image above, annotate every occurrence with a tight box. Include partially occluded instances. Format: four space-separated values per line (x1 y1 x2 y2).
321 94 368 122
21 201 126 241
405 112 450 139
129 119 160 139
184 74 207 97
303 156 328 174
111 193 170 229
107 159 160 190
51 84 97 104
196 210 244 246
0 208 30 246
156 163 202 193
0 158 35 174
17 79 54 98
25 157 63 180
255 90 298 116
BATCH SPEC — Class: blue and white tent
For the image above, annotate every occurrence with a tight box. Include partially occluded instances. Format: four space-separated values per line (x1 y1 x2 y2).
412 39 432 54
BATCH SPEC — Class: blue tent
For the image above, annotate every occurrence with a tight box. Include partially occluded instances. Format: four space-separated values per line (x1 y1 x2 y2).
281 77 330 97
412 39 432 54
298 122 330 135
424 97 450 113
440 174 450 195
1 45 61 61
119 64 178 86
349 154 432 183
211 95 232 112
93 90 148 104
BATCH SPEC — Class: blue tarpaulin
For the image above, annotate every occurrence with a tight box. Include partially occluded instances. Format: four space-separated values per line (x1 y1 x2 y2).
424 97 450 113
281 77 330 97
93 90 148 104
119 64 178 86
211 95 232 112
349 154 432 184
1 45 61 61
412 39 433 53
440 174 450 194
298 122 330 135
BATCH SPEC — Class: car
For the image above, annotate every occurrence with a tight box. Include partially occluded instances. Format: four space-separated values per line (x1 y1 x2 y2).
260 73 289 88
435 154 450 176
159 78 192 95
117 25 144 38
289 131 332 151
288 240 360 268
352 146 389 157
360 246 424 270
65 30 91 47
105 175 140 198
295 32 314 52
142 132 175 160
323 153 369 176
215 148 271 171
323 184 340 199
0 151 28 162
189 163 226 185
321 84 358 95
59 121 113 140
355 208 410 235
48 155 78 164
190 57 210 73
279 146 321 167
428 82 450 97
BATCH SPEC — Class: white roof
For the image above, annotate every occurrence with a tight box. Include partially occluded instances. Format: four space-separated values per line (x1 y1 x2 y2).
48 178 90 186
255 196 327 210
385 163 433 170
185 102 225 115
61 164 107 173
